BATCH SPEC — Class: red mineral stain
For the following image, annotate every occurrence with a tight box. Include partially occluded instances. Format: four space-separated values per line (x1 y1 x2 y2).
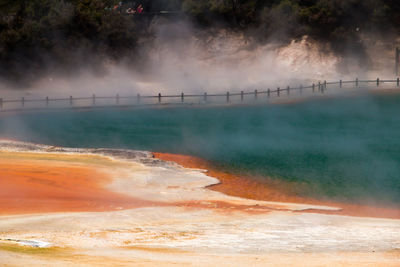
0 159 156 215
153 152 400 219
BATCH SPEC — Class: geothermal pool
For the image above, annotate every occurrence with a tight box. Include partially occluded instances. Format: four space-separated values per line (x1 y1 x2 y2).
1 93 399 205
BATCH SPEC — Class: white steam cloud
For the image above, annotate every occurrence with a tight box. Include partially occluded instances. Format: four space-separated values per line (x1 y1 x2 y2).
0 20 395 100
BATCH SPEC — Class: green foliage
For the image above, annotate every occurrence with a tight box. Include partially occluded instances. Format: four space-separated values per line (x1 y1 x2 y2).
1 0 400 83
0 0 138 82
182 0 399 42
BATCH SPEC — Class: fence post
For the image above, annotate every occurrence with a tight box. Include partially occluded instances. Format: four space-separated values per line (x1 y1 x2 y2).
70 96 73 106
377 78 380 87
92 94 96 105
116 94 119 105
318 82 321 92
396 47 399 76
300 85 303 94
312 83 315 92
137 93 141 104
321 82 325 94
226 92 230 103
0 98 2 109
287 86 290 95
21 97 25 108
241 91 244 102
255 89 258 100
46 96 49 107
158 93 161 103
267 89 270 98
397 78 400 87
355 78 358 87
277 87 280 97
204 92 207 102
340 80 342 88
324 80 327 90
181 92 184 103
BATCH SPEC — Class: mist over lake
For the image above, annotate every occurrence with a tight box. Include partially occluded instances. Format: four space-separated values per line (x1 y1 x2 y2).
2 93 399 206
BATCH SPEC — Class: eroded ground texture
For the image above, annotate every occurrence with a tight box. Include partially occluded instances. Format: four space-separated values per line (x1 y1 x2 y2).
0 140 399 266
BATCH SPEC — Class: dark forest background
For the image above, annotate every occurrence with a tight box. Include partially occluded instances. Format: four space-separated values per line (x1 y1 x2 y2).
1 0 400 84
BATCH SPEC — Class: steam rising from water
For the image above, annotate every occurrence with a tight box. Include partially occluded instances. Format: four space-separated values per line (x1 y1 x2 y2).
1 18 398 101
0 20 361 99
1 94 399 206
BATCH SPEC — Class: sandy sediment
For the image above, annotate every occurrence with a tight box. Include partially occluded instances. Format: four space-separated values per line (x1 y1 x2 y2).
0 155 158 215
0 140 400 266
153 152 400 220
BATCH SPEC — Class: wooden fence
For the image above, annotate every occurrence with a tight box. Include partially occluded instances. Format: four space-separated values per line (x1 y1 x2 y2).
1 78 399 112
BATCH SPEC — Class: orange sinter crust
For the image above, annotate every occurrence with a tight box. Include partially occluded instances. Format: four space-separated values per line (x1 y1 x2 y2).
153 152 400 219
0 159 156 215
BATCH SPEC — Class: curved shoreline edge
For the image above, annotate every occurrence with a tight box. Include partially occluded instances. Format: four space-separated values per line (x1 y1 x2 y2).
0 139 399 220
0 139 339 215
1 140 400 266
153 152 400 220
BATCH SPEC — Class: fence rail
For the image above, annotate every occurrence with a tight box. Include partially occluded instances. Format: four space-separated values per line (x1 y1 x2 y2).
1 78 399 112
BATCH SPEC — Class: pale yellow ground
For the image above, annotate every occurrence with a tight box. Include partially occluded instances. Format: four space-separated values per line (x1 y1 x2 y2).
1 248 400 267
0 143 399 266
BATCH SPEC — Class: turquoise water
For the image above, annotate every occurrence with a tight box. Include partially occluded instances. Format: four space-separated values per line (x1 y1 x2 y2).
1 93 400 205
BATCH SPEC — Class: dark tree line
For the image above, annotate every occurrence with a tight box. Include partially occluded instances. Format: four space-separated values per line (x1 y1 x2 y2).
1 0 400 84
0 0 138 83
183 0 399 41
